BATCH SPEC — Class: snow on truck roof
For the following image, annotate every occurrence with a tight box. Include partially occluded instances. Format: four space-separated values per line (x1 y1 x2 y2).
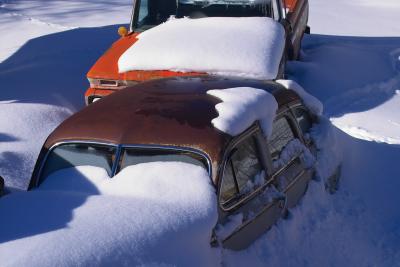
118 17 285 80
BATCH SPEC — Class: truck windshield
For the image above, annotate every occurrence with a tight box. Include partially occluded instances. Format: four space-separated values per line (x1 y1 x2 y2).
134 0 273 30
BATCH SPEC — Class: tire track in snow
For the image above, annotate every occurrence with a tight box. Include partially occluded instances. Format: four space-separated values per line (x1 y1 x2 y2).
0 1 76 31
328 75 400 144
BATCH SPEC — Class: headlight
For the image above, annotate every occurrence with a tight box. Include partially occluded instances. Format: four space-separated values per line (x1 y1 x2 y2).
87 78 138 89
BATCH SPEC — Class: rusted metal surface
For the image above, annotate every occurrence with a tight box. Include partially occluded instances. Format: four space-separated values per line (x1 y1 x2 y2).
38 76 300 185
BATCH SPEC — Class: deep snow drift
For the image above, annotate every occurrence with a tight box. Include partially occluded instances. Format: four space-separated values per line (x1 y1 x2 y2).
219 4 400 262
309 0 400 37
0 163 219 266
276 79 323 116
288 35 400 145
118 17 285 79
0 0 131 62
0 0 130 189
0 102 72 189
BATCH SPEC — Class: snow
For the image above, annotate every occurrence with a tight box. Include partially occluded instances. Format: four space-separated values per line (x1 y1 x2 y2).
207 87 278 136
0 162 219 266
1 0 400 266
0 103 72 190
0 0 129 189
330 83 400 144
215 213 244 241
38 166 110 194
0 0 130 62
118 17 285 80
276 79 323 116
272 138 315 171
225 0 400 264
309 0 400 37
287 35 400 145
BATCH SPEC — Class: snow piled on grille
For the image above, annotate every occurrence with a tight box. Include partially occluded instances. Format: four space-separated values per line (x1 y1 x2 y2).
207 87 278 137
118 17 285 80
0 162 219 267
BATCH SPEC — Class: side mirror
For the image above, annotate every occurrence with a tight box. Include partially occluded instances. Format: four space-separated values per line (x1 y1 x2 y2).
0 176 4 196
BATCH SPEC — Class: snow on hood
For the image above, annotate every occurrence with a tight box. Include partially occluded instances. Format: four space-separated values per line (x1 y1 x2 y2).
0 163 219 266
207 87 278 137
276 79 324 116
118 17 285 80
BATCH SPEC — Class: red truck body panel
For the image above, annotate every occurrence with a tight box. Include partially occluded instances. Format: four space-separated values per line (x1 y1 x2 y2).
85 0 309 104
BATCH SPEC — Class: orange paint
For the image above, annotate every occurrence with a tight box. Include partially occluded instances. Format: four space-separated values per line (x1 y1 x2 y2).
284 0 298 12
85 31 204 103
86 32 139 81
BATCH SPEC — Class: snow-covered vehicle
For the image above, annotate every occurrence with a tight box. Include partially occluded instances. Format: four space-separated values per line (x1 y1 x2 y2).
85 0 309 104
28 76 333 251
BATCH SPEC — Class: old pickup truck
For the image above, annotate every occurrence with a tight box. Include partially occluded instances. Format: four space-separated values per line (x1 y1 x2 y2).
85 0 309 105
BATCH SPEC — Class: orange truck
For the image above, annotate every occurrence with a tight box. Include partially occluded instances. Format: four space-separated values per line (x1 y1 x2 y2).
85 0 309 105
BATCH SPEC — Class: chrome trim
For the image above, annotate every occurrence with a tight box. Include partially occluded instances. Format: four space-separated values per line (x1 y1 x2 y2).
283 168 307 194
119 144 212 177
220 174 277 213
129 0 137 32
218 125 272 212
223 196 284 243
111 144 123 176
35 141 118 188
270 154 301 181
99 79 118 87
288 102 317 145
218 110 308 212
35 140 212 188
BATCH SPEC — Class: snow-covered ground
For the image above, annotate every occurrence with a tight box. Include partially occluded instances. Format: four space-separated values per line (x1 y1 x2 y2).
0 163 219 266
0 0 131 62
1 0 400 266
248 1 400 265
0 0 130 189
309 0 400 37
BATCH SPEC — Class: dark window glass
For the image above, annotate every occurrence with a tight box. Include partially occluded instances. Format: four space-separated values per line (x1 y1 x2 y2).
293 107 313 134
231 137 262 193
41 144 116 181
268 117 295 161
136 0 273 29
220 160 237 204
118 148 208 172
177 2 272 18
137 0 177 27
220 136 264 208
